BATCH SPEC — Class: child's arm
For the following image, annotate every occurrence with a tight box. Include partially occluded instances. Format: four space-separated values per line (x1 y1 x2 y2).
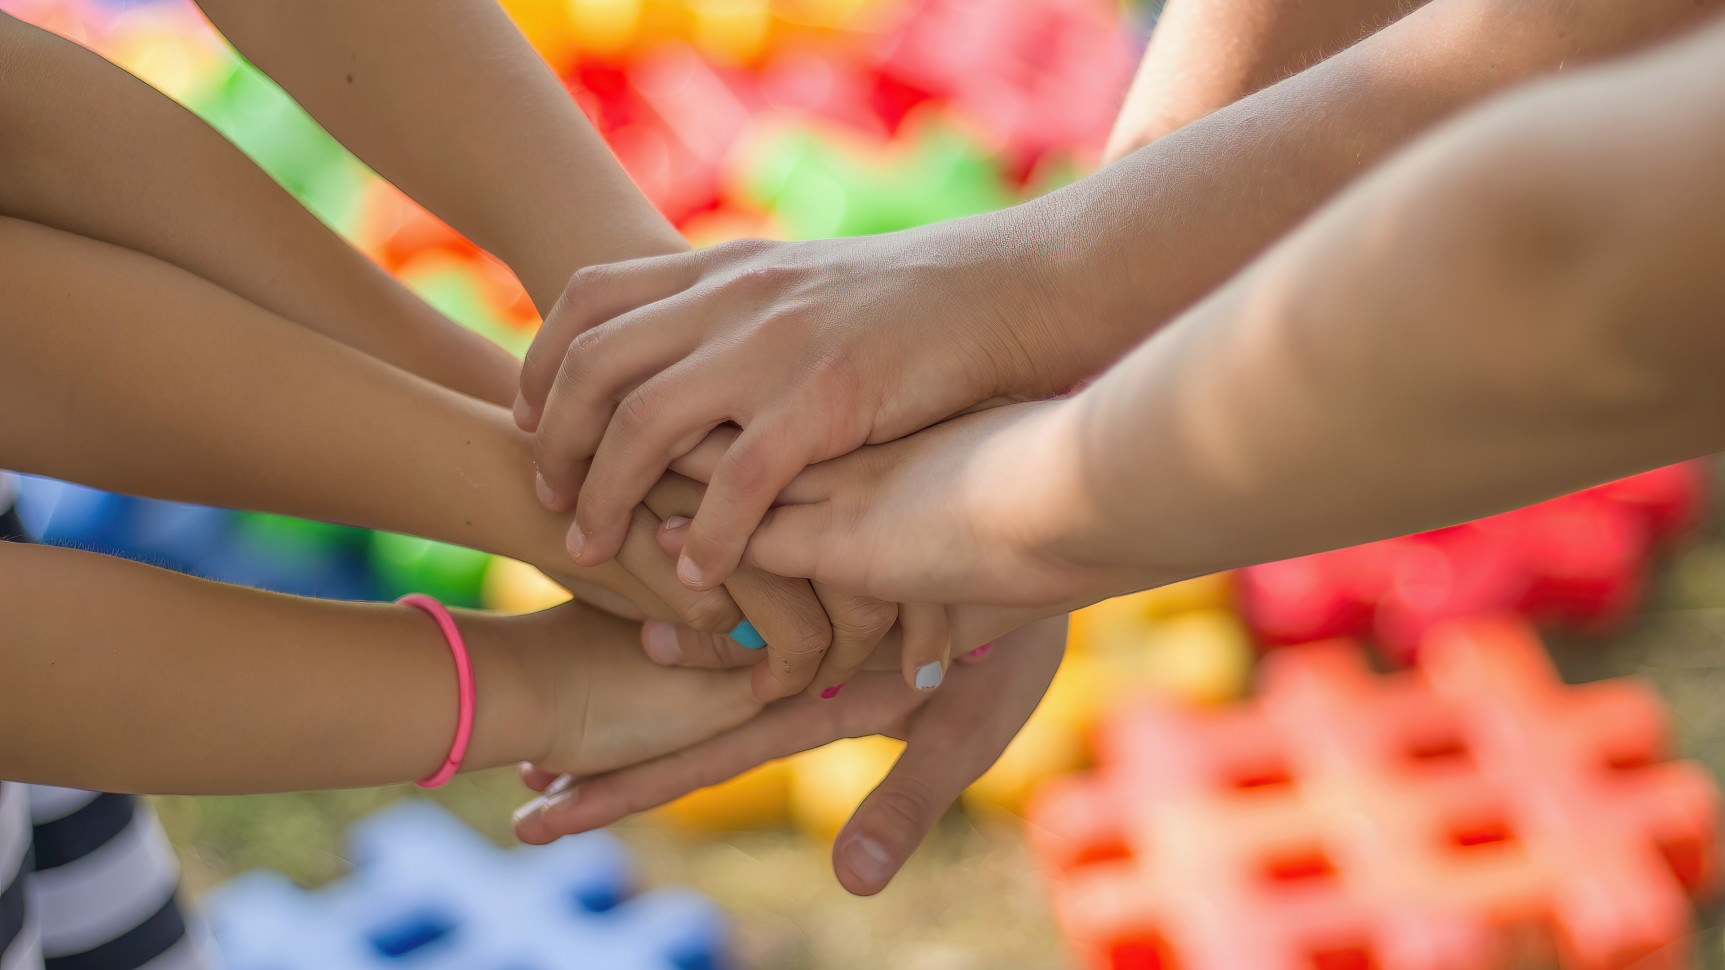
1103 0 1421 162
0 215 693 621
189 0 685 309
739 20 1725 607
0 12 517 406
0 541 758 794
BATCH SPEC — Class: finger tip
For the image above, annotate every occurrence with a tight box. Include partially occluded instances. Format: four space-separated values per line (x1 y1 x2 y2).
513 393 540 432
834 833 896 896
642 620 682 665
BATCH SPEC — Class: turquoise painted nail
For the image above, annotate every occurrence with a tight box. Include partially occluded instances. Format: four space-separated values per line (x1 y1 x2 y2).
730 620 766 649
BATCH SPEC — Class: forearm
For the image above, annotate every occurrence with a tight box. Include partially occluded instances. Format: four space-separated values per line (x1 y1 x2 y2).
0 541 548 793
1024 0 1716 380
1105 0 1423 161
0 13 517 405
194 0 686 309
1058 25 1725 585
0 218 664 613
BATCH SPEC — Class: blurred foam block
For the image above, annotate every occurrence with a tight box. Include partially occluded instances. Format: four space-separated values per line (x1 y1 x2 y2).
968 605 1253 815
11 476 376 599
734 114 1015 237
13 475 136 550
205 800 729 970
1237 461 1710 664
871 0 1136 174
369 531 493 609
482 557 574 613
652 760 795 832
790 736 903 840
1028 616 1720 970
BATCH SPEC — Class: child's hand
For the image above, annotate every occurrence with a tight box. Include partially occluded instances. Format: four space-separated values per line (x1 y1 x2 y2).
510 602 764 779
690 399 1134 609
640 471 899 700
512 616 1068 896
516 218 1093 593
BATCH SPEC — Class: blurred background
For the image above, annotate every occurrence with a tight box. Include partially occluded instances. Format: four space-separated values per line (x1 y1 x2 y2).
5 0 1725 967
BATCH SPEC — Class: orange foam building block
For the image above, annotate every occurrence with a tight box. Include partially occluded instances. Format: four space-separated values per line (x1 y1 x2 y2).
1028 616 1719 970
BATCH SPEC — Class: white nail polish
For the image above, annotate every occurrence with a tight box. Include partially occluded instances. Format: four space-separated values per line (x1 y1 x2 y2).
914 661 944 691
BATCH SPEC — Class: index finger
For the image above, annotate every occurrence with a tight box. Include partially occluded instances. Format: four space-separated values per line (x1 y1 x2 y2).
517 252 703 429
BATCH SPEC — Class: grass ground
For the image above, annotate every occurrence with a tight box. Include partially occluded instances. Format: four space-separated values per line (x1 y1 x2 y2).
154 464 1725 969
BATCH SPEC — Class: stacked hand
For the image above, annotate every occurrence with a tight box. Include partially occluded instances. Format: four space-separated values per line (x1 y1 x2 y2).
515 616 1067 896
505 227 1125 895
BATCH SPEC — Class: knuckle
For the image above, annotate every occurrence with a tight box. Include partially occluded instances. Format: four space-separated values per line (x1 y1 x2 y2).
555 335 602 393
565 262 612 296
836 599 899 642
739 263 795 292
681 595 740 634
612 386 659 437
869 784 937 837
780 620 834 661
717 236 773 261
719 438 779 496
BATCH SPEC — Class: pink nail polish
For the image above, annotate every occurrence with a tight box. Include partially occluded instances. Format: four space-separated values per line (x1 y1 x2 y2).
967 642 994 660
820 683 845 700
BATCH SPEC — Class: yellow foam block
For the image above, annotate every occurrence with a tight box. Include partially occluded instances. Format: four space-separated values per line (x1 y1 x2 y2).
499 0 580 72
963 652 1111 814
690 0 771 63
651 759 794 831
567 0 647 55
480 557 573 613
1067 573 1236 656
967 609 1254 815
789 736 904 841
1138 608 1255 707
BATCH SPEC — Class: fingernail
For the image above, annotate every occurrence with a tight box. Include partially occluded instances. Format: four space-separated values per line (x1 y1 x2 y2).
535 471 555 508
967 642 994 660
512 774 577 824
643 621 681 664
729 619 766 649
842 835 894 891
664 515 691 532
513 392 535 429
819 683 845 700
678 555 705 588
567 523 587 560
914 661 945 691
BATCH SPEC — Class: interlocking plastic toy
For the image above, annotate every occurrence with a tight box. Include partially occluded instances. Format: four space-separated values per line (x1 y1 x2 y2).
11 476 379 599
1028 615 1720 970
871 0 1137 175
205 800 730 970
1238 462 1710 663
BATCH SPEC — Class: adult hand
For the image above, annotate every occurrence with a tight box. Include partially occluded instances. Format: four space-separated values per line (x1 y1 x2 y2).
543 465 873 701
513 616 1067 895
516 216 1099 593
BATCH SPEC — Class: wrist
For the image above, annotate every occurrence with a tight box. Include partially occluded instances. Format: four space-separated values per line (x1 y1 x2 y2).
965 398 1136 605
975 197 1139 398
455 612 559 772
1015 390 1192 601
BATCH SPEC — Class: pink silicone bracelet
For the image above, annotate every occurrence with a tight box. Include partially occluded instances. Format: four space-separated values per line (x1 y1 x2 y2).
398 594 475 789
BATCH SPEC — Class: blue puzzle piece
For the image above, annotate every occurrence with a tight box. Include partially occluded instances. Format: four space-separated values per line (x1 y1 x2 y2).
204 801 728 970
13 475 136 550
